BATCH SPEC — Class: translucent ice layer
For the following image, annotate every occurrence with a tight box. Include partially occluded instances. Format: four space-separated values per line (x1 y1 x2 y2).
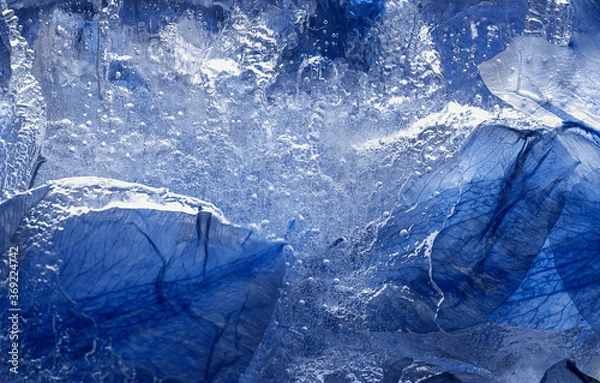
479 34 600 130
479 0 600 130
242 123 600 383
0 177 285 382
0 8 45 198
0 0 599 382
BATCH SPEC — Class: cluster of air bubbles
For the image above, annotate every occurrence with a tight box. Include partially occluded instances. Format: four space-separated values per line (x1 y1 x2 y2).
524 0 573 45
3 0 454 254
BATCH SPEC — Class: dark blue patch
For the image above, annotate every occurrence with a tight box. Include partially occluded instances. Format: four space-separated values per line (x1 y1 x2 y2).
571 0 600 49
108 60 147 90
13 6 47 47
286 0 385 71
119 0 228 35
63 0 98 21
420 0 528 105
13 1 98 47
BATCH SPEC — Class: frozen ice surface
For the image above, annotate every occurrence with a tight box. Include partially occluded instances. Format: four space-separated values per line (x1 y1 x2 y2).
0 8 45 198
0 177 285 382
370 124 600 333
479 34 600 130
242 123 600 383
539 359 600 383
12 0 452 247
0 0 600 382
479 0 600 130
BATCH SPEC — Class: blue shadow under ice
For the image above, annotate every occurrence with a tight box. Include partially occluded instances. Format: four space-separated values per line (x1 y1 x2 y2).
369 123 600 335
0 179 285 382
